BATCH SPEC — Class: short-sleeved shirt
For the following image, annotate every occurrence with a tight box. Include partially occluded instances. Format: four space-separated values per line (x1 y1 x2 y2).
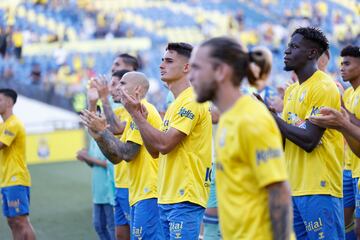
0 115 31 187
344 86 360 178
88 137 115 205
114 106 130 188
216 95 288 239
121 99 162 206
158 87 212 208
282 70 344 197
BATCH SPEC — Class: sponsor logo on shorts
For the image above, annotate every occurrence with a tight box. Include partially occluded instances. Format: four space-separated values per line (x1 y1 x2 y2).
169 221 183 239
132 226 143 239
7 199 20 212
304 217 323 233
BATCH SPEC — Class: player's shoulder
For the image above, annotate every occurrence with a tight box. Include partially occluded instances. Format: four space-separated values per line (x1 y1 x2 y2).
226 95 273 125
7 115 24 128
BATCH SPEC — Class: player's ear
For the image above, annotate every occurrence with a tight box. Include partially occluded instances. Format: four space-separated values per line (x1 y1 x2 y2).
308 48 318 60
183 62 190 73
214 62 230 83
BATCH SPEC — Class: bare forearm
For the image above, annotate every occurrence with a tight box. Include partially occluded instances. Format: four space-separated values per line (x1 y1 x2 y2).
273 115 321 152
132 113 164 156
268 182 292 240
95 130 124 164
95 129 140 163
102 98 125 135
83 156 107 168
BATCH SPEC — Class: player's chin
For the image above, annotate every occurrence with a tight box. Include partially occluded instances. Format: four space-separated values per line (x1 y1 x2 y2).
283 65 294 72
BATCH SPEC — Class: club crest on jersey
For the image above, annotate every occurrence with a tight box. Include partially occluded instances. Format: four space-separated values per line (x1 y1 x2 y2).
219 128 226 147
178 107 195 120
299 91 306 102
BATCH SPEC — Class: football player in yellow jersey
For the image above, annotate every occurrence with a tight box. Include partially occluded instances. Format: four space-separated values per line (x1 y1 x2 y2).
0 89 36 240
81 72 164 239
89 54 138 240
271 27 345 239
120 43 212 239
188 36 292 239
311 45 360 239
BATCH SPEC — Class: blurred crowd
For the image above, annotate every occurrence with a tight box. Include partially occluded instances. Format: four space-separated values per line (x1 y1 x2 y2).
0 0 358 113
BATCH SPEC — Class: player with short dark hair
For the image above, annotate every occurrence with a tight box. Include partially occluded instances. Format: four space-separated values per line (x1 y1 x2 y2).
0 88 36 240
120 42 212 239
273 27 345 239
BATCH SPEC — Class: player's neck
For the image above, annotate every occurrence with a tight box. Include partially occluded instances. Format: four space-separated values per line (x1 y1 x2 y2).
168 77 191 99
1 109 13 122
350 75 360 90
295 64 317 84
215 85 242 114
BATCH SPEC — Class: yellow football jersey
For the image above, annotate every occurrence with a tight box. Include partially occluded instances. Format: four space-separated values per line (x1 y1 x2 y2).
122 99 162 206
216 95 288 239
158 87 212 208
343 87 354 170
114 106 130 188
282 70 344 197
345 86 360 178
0 115 31 187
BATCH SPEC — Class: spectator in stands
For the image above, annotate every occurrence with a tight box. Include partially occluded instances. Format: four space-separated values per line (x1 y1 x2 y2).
12 29 23 60
0 27 7 58
53 43 67 68
30 63 42 85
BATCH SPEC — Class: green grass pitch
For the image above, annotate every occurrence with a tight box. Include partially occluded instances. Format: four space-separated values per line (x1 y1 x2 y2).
0 161 98 240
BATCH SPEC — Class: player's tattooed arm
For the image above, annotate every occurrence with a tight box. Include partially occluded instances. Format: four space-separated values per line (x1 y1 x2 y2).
95 129 140 164
102 99 126 135
267 181 292 240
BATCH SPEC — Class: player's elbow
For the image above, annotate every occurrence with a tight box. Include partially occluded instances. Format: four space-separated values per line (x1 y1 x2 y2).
158 143 173 155
303 140 320 153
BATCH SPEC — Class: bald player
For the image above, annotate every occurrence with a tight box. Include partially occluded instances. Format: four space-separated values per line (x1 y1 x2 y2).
90 53 139 240
81 72 164 240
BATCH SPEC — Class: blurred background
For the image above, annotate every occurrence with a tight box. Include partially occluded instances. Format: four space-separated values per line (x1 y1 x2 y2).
0 0 359 239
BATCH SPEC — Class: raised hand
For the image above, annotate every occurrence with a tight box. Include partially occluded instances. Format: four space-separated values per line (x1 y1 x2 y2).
119 87 148 119
93 75 110 100
80 109 109 136
309 107 347 130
